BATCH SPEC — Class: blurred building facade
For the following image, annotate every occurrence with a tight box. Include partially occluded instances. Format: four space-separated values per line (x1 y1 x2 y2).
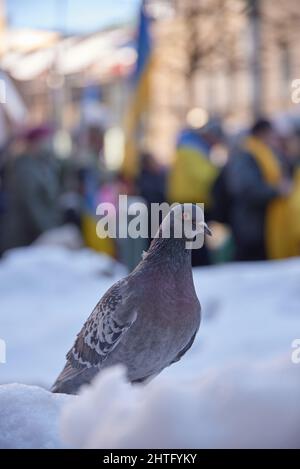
1 0 300 166
147 0 300 163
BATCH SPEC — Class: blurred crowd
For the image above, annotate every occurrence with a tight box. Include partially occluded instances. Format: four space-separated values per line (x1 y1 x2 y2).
1 115 300 271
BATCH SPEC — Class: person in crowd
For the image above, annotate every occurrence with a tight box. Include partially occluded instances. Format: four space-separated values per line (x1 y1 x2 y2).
226 119 292 261
136 152 166 246
278 127 300 257
77 124 109 253
168 118 223 205
167 118 224 265
1 125 61 252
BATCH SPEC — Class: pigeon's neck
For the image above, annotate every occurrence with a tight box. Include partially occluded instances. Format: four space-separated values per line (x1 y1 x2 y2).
143 235 192 272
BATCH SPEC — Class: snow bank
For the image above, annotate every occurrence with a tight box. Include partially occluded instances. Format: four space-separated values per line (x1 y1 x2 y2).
0 383 73 449
1 357 299 449
0 246 299 448
61 360 300 449
33 224 84 250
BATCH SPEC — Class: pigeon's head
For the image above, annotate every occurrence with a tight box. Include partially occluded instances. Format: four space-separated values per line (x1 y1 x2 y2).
161 204 212 241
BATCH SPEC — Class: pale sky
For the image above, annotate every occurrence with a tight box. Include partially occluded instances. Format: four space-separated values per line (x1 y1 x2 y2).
6 0 141 33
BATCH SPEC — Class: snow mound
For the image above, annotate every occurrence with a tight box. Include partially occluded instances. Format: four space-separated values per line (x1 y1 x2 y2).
0 246 300 448
33 224 84 250
1 356 299 449
0 383 73 449
60 360 300 449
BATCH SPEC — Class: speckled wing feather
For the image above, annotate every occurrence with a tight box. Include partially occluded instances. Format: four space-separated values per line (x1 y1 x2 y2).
54 280 137 386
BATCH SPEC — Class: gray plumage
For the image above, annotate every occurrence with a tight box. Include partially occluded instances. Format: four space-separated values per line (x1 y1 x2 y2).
52 204 206 394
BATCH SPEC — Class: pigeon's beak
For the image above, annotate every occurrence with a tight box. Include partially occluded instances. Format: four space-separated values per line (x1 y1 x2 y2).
198 221 212 237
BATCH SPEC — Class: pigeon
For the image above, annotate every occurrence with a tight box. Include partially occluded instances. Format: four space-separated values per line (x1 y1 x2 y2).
51 204 211 394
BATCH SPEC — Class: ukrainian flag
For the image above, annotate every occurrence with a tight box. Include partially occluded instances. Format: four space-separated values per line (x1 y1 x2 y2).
122 0 153 179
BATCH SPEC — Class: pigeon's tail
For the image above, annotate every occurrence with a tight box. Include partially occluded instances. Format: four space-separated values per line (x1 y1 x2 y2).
51 361 78 394
51 378 76 395
51 361 97 395
51 380 73 394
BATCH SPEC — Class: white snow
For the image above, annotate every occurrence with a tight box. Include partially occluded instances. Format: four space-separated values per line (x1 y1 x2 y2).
61 360 300 449
33 224 84 250
0 383 72 449
0 245 300 448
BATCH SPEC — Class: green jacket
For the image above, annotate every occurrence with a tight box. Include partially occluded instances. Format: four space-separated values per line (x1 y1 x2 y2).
2 153 60 251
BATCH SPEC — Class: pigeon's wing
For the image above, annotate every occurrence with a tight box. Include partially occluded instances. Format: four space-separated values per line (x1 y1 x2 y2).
69 279 137 368
53 279 137 388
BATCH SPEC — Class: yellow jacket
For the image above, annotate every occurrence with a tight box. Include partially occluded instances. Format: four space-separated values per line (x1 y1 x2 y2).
82 213 116 258
167 146 218 206
287 167 300 257
244 136 300 259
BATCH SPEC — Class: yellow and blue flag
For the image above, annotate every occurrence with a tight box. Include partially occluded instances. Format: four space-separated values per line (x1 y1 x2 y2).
122 0 153 179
